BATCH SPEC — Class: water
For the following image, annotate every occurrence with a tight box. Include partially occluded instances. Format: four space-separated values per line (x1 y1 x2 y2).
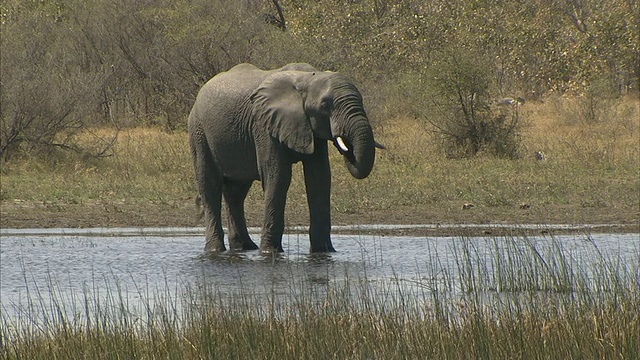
1 228 638 328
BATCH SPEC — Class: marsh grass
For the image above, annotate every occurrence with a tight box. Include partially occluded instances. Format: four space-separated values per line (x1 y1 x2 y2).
1 235 638 359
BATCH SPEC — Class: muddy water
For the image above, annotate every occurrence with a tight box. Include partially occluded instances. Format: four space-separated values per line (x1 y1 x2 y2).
1 228 638 326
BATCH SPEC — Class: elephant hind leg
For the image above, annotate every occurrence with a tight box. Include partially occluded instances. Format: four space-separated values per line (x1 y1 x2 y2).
191 133 225 252
222 179 258 251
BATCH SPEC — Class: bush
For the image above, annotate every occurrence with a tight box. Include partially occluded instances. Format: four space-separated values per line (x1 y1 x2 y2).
0 0 276 161
1 0 637 162
419 49 523 159
0 5 112 162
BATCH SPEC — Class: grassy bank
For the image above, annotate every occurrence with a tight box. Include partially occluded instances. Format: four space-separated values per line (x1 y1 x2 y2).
2 235 638 358
0 95 638 229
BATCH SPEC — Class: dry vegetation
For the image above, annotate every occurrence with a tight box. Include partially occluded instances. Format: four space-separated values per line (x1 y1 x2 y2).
1 95 638 230
2 0 638 160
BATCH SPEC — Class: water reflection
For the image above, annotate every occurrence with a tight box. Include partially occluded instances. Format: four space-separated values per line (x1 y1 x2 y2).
1 231 638 327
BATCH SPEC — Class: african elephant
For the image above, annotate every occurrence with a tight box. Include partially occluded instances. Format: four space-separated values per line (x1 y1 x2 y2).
188 63 381 253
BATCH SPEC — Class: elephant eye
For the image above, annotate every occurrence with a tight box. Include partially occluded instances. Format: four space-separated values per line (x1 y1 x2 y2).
320 99 333 112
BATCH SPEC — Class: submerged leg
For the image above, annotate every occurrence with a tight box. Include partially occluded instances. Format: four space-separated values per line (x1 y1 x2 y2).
303 141 335 252
223 179 258 251
259 160 291 254
191 133 225 251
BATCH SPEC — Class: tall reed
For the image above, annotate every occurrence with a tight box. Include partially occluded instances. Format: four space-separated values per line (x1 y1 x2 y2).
1 235 638 359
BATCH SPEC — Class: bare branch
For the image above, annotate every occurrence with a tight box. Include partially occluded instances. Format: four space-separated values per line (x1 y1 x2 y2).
271 0 286 30
562 0 590 34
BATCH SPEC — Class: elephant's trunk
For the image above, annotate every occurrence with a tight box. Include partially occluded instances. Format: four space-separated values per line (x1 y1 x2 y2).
332 115 376 179
330 79 377 179
342 119 375 179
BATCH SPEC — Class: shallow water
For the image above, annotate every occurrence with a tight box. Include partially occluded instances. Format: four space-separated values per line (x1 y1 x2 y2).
1 228 638 327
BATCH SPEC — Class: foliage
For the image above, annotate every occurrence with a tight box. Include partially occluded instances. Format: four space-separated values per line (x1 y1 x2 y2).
0 0 275 161
286 0 638 95
0 1 110 161
419 48 523 158
0 0 638 161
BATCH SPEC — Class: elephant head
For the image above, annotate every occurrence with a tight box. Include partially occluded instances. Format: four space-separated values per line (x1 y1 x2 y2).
250 70 379 179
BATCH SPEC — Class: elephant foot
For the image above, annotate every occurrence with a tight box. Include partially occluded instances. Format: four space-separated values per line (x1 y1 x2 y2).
309 236 336 253
259 234 284 254
229 238 259 251
310 244 336 253
260 244 284 254
242 241 260 251
204 239 226 252
229 234 258 251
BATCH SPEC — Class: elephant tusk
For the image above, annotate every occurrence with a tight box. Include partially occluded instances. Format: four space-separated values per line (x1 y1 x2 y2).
374 141 386 150
335 136 349 153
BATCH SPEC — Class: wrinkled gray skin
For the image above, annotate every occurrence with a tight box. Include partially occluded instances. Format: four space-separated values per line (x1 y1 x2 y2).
188 63 379 253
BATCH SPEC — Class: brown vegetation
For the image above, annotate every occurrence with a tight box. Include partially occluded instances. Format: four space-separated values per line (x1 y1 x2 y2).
0 1 638 232
1 96 638 233
1 0 638 160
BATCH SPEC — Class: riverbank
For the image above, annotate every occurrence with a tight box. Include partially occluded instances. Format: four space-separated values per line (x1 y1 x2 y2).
1 199 637 237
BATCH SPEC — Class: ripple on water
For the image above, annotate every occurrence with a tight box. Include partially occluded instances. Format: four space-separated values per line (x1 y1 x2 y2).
1 231 638 326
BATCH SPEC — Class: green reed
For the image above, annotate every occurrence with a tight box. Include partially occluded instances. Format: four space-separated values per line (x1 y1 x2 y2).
1 235 638 359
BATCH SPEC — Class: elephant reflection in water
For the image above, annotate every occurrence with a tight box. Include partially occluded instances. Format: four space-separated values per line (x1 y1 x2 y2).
188 63 382 254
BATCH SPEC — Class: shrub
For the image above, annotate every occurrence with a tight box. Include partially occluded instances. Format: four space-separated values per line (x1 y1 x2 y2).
420 49 523 159
0 5 113 162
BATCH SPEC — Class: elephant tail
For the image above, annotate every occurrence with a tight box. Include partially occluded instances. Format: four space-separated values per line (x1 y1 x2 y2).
195 195 204 221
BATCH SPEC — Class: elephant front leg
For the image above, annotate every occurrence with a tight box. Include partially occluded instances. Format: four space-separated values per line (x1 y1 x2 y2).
303 142 335 253
259 160 292 254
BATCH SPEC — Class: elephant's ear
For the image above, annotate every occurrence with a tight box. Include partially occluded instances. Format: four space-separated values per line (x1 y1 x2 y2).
251 72 314 154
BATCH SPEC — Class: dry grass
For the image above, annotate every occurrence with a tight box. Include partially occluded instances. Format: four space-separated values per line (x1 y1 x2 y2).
1 128 194 204
0 95 638 226
370 94 639 209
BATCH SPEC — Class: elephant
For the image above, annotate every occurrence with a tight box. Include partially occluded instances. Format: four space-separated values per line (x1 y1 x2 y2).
188 62 382 253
